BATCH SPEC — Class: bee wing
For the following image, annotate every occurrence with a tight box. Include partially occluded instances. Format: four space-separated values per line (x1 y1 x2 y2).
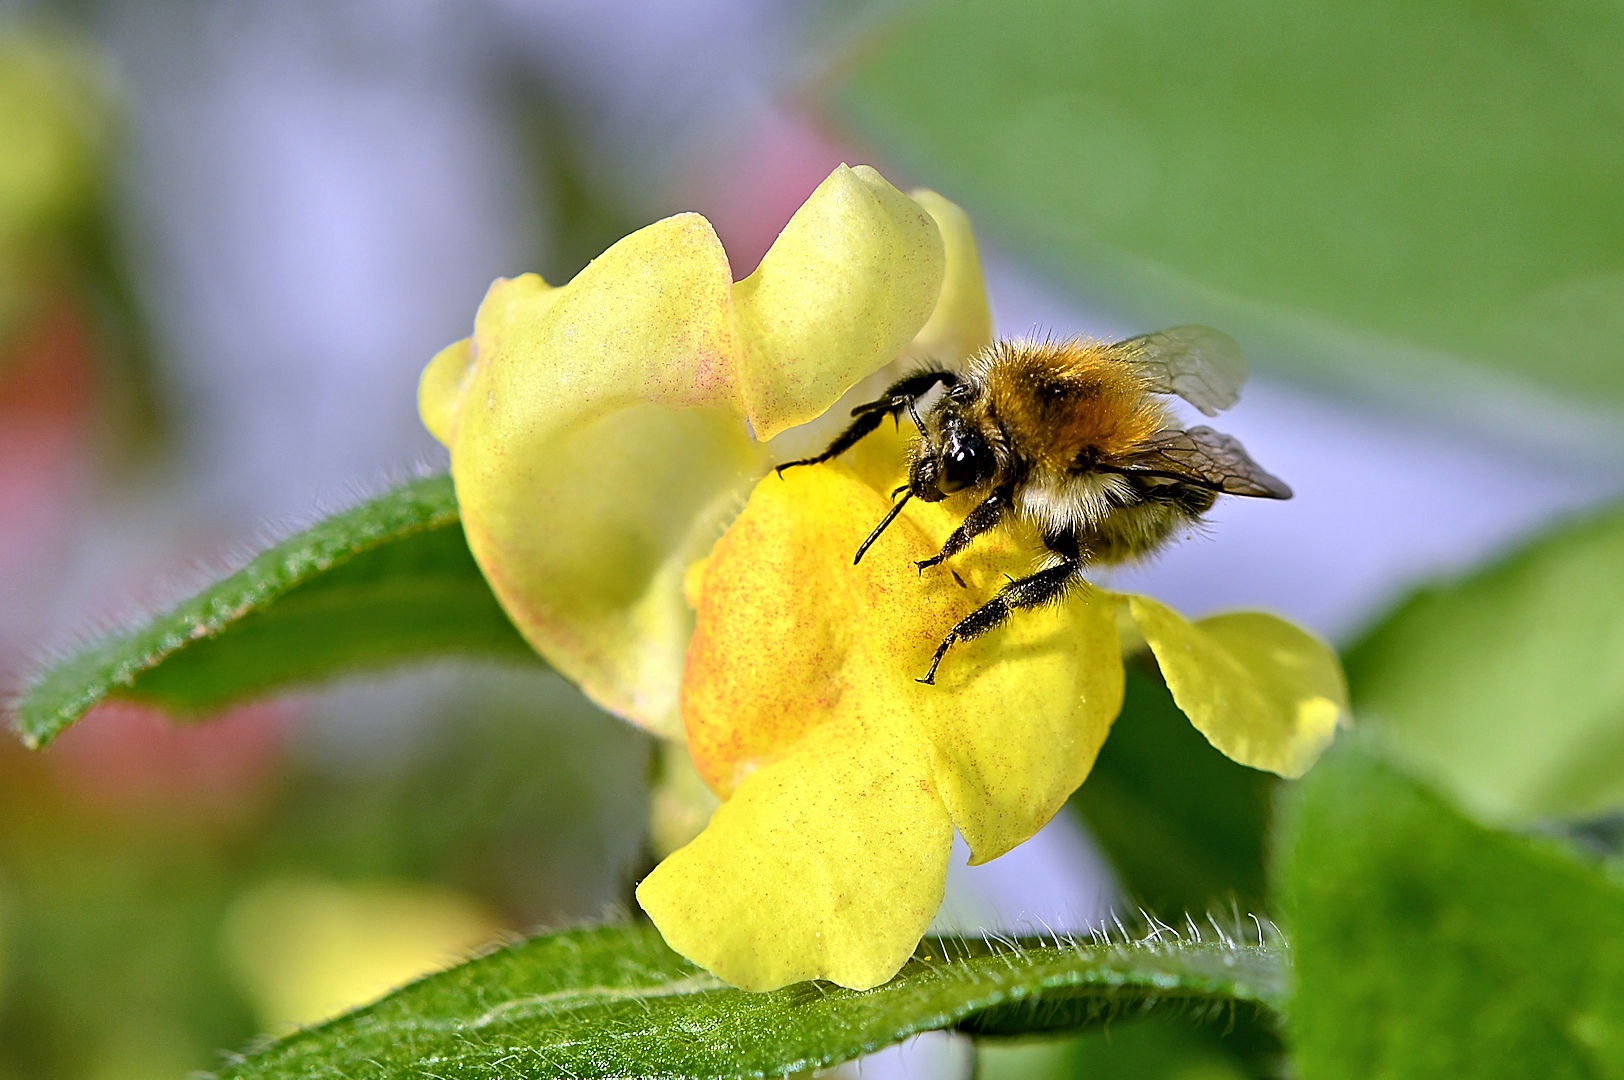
1123 426 1293 499
1114 324 1248 416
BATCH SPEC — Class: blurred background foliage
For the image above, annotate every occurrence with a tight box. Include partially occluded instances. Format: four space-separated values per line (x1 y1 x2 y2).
0 669 649 1079
838 0 1624 431
0 0 1620 1077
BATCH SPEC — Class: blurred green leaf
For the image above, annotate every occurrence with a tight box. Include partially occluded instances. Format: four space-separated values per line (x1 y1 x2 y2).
263 668 652 917
1276 741 1624 1078
12 475 535 749
214 925 1285 1080
1071 665 1276 914
978 1016 1258 1080
1344 502 1624 822
0 778 263 1080
837 0 1624 404
497 73 652 287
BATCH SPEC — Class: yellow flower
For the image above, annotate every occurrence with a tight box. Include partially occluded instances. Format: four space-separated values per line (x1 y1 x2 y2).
420 165 964 738
420 164 1346 994
635 465 1344 991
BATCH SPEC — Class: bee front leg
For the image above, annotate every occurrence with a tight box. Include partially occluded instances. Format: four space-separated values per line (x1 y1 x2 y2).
917 487 1012 572
775 368 958 474
917 555 1082 685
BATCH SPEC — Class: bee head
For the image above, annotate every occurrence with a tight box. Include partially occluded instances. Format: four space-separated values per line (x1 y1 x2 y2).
911 419 994 502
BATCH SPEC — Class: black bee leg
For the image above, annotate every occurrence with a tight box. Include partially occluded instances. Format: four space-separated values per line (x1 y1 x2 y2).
917 486 1012 572
774 409 891 475
775 368 958 474
849 367 960 418
917 557 1083 685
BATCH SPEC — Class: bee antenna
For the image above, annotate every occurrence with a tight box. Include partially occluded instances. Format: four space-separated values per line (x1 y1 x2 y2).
855 493 912 565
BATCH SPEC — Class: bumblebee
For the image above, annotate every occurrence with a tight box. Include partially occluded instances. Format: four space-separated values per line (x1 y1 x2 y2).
778 326 1291 684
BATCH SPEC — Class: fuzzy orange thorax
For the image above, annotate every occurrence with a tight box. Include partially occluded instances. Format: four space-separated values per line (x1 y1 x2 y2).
974 338 1169 472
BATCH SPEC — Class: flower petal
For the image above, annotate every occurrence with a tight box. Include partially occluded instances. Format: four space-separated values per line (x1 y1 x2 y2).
418 337 473 445
905 189 994 363
733 165 946 439
1128 597 1345 777
683 465 1127 885
636 733 952 992
761 186 990 481
424 216 764 736
925 578 1125 864
680 465 954 794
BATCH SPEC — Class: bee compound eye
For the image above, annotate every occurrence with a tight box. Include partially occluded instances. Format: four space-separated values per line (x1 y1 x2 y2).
939 433 990 493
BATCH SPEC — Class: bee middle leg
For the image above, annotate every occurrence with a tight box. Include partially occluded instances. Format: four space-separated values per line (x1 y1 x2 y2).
916 486 1013 572
917 554 1083 685
775 368 958 474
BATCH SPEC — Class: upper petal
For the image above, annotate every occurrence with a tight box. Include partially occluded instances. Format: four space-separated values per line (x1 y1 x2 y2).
761 185 992 479
905 188 994 363
1128 597 1346 777
733 165 946 439
418 337 474 445
424 216 763 736
470 216 742 412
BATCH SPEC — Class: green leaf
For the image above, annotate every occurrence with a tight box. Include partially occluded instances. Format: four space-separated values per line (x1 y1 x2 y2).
1344 502 1624 822
1276 741 1624 1078
978 1016 1257 1080
12 475 535 749
212 925 1285 1080
836 0 1624 406
1066 667 1289 1076
1071 665 1277 914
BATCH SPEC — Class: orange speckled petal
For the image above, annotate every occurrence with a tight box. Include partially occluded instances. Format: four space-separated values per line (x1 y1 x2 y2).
1128 597 1346 778
637 733 951 992
672 467 1131 987
680 466 958 795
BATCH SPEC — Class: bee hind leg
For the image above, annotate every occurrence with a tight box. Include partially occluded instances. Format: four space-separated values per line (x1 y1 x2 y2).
775 368 958 475
917 555 1083 685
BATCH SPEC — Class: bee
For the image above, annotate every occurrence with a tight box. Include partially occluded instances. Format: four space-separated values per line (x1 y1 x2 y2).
778 326 1291 685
